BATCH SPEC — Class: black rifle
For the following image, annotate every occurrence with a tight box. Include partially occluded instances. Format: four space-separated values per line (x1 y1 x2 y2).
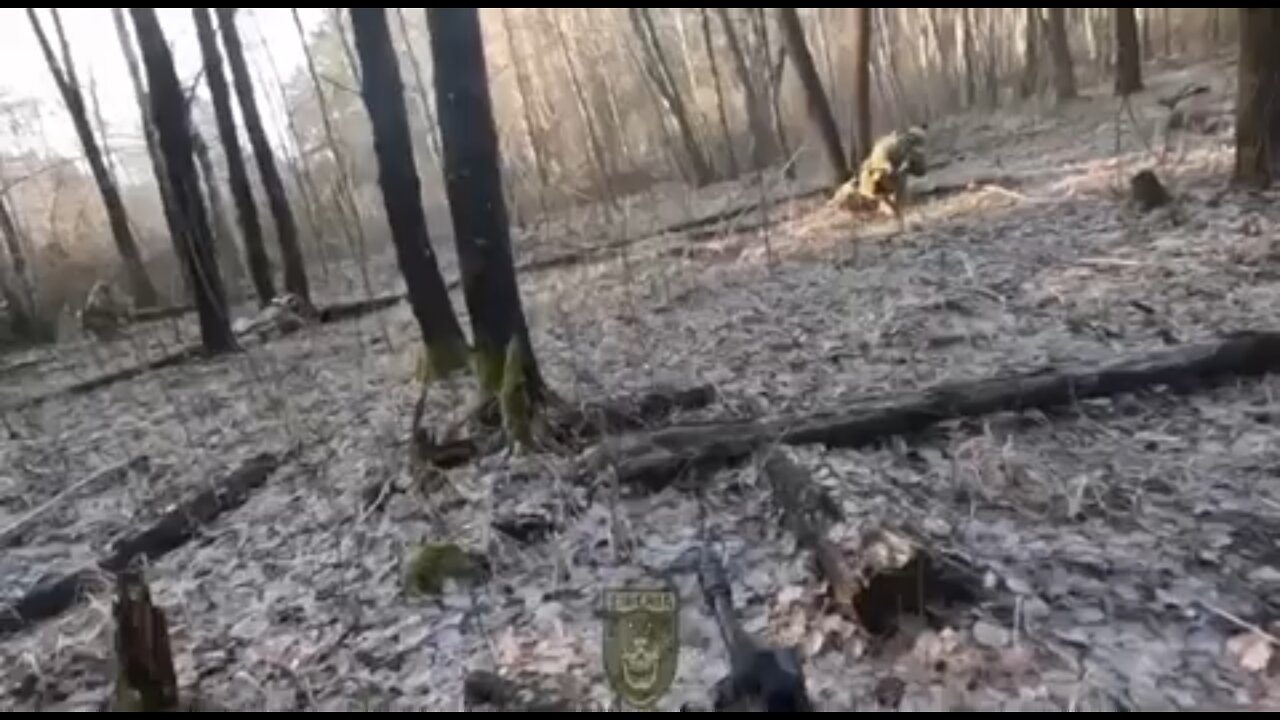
696 546 814 712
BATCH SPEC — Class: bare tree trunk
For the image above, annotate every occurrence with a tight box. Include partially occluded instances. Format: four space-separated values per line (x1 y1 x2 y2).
333 8 361 85
1019 8 1042 99
1114 8 1143 96
850 7 872 167
1045 7 1078 102
500 8 552 215
717 8 775 170
217 8 309 304
87 73 120 181
982 10 1000 107
775 7 848 185
752 8 793 168
1141 8 1153 61
1233 8 1280 189
700 7 738 178
193 7 273 306
873 7 909 122
130 7 236 354
190 127 246 303
549 10 612 200
960 8 978 107
292 8 377 304
629 8 714 186
0 194 43 341
247 16 329 283
29 8 157 308
1210 9 1221 49
348 7 469 376
1162 8 1172 57
427 7 549 421
393 8 441 163
112 8 183 268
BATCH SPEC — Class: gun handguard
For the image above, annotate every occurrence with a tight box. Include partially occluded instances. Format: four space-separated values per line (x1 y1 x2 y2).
696 546 815 712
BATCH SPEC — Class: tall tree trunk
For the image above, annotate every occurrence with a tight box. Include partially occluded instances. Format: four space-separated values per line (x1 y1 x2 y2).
292 8 378 307
190 127 246 303
112 8 182 272
629 8 714 186
1210 9 1221 48
249 15 329 282
700 7 738 178
1045 7 1078 102
1114 8 1143 95
0 194 43 341
193 7 273 306
850 7 872 167
549 9 613 201
717 8 775 170
775 7 848 186
348 7 469 377
1233 8 1280 189
333 9 362 85
129 7 235 354
1019 8 1042 99
754 9 793 169
1141 8 1153 61
393 8 441 163
960 8 978 108
29 8 157 308
216 8 309 303
427 6 548 426
1162 8 1172 57
499 8 552 213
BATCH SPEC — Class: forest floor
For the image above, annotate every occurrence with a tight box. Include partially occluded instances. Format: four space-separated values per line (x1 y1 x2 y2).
4 53 1280 711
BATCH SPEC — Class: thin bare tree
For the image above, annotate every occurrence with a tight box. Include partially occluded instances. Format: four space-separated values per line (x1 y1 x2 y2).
29 8 157 307
130 7 235 353
1114 8 1143 95
850 7 872 167
776 7 848 185
1045 7 1078 102
699 7 738 178
428 6 552 438
217 8 309 303
348 7 468 377
194 7 273 305
717 8 776 170
1233 8 1280 188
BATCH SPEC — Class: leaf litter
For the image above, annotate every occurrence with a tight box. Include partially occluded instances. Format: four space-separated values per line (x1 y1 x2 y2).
4 60 1280 711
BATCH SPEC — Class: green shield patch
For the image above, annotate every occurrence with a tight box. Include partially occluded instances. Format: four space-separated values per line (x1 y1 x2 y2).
602 586 679 708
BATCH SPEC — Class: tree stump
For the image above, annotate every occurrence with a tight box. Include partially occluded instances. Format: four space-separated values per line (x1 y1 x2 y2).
111 567 179 711
1130 169 1171 213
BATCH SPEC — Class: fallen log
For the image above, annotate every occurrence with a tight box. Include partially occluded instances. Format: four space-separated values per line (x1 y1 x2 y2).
0 451 283 637
131 304 194 323
759 451 856 617
588 330 1280 488
314 292 404 324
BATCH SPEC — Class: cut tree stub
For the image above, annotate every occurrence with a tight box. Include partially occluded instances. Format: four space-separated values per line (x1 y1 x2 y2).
1130 169 1171 213
111 568 179 711
852 529 983 641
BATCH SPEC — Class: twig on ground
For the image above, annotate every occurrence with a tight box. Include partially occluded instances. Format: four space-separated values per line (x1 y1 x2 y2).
0 455 149 546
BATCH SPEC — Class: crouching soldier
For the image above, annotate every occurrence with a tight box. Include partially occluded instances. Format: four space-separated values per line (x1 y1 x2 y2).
78 280 131 340
830 125 928 231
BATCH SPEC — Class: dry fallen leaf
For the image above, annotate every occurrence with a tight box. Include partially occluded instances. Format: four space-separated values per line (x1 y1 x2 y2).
1226 631 1274 674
